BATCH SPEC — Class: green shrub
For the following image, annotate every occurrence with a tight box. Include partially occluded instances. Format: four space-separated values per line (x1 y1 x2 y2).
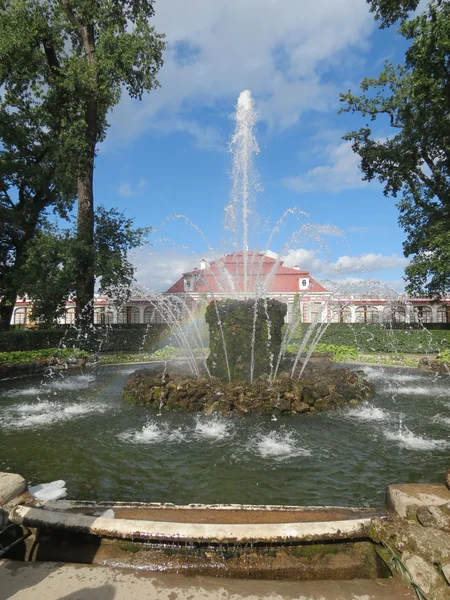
0 348 90 365
313 343 359 361
295 324 449 354
438 349 450 362
0 324 169 353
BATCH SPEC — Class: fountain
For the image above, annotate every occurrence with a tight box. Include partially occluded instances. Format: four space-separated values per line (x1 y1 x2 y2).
121 90 375 412
1 92 450 596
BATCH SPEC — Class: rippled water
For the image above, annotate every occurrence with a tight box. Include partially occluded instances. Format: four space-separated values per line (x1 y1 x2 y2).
1 364 449 507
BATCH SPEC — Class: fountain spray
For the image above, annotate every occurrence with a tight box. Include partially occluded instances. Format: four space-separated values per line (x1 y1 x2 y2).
226 90 260 295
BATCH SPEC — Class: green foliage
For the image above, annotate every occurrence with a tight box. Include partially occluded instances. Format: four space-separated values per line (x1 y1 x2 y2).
0 0 165 320
0 348 89 365
148 345 180 360
367 0 421 27
438 349 450 362
17 207 151 324
303 324 449 354
206 299 287 381
287 342 359 361
0 324 169 353
340 0 450 296
313 343 359 361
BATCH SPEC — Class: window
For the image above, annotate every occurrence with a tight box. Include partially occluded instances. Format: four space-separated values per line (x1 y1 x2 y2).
413 306 432 324
331 307 352 323
299 278 309 290
355 306 379 323
437 306 450 323
309 302 324 323
383 305 406 324
144 304 165 324
117 306 140 324
65 308 75 324
14 307 28 325
94 308 106 325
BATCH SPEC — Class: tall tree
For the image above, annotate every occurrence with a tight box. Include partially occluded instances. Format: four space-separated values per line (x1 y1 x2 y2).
0 54 77 329
19 207 151 326
340 0 450 295
0 0 165 324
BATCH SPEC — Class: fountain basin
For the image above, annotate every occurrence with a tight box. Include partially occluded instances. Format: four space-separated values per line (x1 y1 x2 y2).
10 502 383 544
3 487 389 581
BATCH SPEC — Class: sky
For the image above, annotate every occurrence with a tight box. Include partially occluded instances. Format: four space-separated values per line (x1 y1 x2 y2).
90 0 423 294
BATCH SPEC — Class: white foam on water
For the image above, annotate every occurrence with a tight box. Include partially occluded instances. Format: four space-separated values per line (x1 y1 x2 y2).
0 401 108 429
194 415 233 439
432 415 450 427
46 374 95 391
3 374 96 399
120 420 186 445
384 427 449 451
3 387 44 398
29 480 67 501
12 401 54 414
345 403 389 421
383 385 447 397
253 431 311 460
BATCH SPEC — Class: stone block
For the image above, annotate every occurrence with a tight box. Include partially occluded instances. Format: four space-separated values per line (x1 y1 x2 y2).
402 553 439 596
385 483 450 518
0 472 26 505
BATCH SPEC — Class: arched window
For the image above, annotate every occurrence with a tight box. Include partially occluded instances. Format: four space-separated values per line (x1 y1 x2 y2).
65 308 75 324
355 306 379 323
14 307 28 325
94 307 105 325
413 306 432 324
383 305 406 324
437 306 450 323
309 302 324 323
331 307 352 323
144 304 165 324
117 306 140 324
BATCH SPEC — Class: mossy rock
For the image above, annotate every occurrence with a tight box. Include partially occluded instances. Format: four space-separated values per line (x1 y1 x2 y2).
123 364 374 416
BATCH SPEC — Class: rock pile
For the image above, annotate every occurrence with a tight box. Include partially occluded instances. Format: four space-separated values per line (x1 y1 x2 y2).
123 364 375 416
371 483 450 600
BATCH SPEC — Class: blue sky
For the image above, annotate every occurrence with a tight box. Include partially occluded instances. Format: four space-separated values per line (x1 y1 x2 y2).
92 0 423 293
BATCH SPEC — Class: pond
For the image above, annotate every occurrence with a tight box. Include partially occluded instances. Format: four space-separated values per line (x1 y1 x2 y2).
0 363 449 507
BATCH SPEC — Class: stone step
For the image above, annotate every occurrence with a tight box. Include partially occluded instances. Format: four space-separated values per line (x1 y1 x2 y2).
0 560 415 600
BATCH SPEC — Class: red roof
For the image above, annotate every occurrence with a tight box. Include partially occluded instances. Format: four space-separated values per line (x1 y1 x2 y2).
166 251 327 294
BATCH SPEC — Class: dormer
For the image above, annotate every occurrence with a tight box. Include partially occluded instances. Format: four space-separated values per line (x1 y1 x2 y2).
299 277 309 290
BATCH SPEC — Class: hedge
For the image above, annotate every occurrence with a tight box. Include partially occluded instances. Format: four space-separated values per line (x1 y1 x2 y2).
290 323 449 354
0 325 170 353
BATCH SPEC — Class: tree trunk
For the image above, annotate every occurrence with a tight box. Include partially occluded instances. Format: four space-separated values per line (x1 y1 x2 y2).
76 155 95 325
0 290 17 331
75 22 97 326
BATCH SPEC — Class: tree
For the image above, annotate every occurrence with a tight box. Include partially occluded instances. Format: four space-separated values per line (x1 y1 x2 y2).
340 0 450 295
0 64 77 329
367 0 423 28
0 0 165 323
20 207 151 325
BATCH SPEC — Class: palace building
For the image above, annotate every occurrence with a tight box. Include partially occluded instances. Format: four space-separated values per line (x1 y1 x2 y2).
10 251 450 326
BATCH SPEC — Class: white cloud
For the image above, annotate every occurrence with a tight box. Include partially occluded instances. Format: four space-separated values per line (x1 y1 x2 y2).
282 248 409 276
130 249 204 291
282 140 368 193
106 0 375 147
118 178 147 198
131 247 408 291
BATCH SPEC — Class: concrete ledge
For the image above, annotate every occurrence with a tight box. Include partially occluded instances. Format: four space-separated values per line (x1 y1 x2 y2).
386 483 450 518
0 472 26 506
11 504 374 543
